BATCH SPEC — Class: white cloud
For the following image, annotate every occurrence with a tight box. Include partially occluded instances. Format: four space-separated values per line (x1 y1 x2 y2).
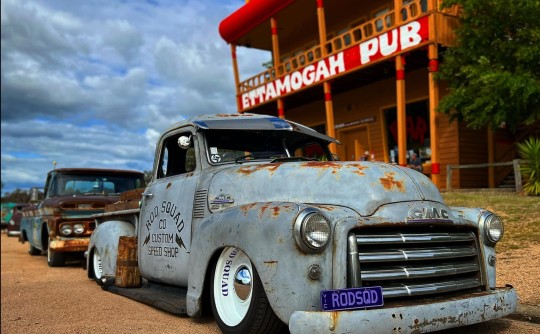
1 0 265 195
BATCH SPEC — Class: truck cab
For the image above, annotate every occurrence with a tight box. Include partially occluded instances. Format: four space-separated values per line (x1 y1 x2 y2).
88 114 517 334
20 168 145 267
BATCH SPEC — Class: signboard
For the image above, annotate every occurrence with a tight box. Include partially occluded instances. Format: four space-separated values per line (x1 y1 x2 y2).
240 16 430 110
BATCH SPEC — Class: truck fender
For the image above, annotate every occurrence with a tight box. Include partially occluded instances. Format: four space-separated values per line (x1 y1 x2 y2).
449 206 498 288
186 202 334 323
87 220 135 280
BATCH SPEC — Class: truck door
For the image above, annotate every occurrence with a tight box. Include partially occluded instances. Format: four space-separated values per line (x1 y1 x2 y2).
139 128 199 286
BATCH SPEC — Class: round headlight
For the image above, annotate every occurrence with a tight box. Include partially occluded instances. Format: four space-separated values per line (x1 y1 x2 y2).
484 214 504 244
294 209 331 253
73 223 85 235
60 224 72 236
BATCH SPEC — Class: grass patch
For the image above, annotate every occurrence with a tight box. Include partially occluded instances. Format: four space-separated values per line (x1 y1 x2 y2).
442 192 540 252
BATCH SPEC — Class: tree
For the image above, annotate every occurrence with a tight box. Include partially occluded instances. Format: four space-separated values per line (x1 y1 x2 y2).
437 0 540 133
1 189 31 203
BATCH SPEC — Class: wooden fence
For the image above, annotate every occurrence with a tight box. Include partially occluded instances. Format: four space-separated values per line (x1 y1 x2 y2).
446 159 524 192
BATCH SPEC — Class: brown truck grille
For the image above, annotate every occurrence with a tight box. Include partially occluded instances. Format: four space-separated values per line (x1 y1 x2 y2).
347 228 483 300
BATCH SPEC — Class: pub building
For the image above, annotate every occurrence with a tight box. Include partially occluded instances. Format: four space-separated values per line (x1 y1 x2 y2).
218 0 522 190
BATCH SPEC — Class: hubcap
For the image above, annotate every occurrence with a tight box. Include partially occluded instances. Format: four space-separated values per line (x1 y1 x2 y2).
234 266 252 301
93 250 103 279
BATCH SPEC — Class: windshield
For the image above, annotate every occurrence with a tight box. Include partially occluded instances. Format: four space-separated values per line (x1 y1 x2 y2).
204 129 332 164
48 173 144 197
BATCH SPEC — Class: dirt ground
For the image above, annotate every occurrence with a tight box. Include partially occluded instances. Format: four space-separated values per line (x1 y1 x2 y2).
1 233 539 334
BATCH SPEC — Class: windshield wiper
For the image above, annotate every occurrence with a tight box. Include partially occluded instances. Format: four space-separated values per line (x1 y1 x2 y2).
270 157 317 163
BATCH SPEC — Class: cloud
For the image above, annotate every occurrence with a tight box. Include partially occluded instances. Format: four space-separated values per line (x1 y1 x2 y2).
1 0 265 195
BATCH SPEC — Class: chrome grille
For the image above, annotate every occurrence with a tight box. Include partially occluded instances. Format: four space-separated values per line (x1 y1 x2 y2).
348 229 483 299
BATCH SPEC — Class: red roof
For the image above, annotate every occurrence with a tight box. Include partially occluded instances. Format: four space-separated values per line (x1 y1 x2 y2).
219 0 295 44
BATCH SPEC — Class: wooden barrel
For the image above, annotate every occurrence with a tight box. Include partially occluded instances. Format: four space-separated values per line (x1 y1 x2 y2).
115 236 142 288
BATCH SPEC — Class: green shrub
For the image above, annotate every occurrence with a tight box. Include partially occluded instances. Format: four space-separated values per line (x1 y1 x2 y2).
517 137 540 196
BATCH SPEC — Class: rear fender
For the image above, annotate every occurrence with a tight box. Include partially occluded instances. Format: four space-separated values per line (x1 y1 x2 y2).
187 202 336 323
87 221 135 279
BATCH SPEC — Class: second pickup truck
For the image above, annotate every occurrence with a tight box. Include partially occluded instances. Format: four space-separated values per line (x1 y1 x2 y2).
20 167 145 267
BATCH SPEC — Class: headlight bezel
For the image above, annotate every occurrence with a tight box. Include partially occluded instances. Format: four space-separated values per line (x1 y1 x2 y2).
60 223 73 236
480 211 504 246
73 223 85 235
294 208 332 253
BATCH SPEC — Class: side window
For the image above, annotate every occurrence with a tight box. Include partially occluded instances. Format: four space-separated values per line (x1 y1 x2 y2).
158 131 196 179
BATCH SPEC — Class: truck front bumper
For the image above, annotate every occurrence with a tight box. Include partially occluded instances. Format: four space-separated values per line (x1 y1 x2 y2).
289 286 517 334
49 238 90 253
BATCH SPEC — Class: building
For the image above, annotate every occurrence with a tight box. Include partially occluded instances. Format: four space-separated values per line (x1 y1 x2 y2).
218 0 521 190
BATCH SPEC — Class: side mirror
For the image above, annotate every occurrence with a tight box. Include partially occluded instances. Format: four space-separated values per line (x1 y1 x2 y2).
30 187 41 202
178 135 192 149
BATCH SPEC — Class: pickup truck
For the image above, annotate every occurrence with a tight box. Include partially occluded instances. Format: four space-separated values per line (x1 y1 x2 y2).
87 113 517 334
20 168 145 267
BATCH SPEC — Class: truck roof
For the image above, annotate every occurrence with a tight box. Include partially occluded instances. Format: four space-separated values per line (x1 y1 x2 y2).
164 113 340 144
47 168 144 175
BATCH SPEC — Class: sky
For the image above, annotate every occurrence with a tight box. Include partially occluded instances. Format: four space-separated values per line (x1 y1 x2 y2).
1 0 269 195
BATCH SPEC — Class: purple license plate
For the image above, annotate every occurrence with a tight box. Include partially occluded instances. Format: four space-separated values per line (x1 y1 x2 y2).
320 286 384 311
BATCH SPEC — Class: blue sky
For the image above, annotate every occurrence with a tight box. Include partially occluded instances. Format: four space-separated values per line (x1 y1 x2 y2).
1 0 269 195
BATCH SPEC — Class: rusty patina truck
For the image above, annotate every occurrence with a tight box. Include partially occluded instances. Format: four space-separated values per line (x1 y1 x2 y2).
87 114 517 333
19 168 145 267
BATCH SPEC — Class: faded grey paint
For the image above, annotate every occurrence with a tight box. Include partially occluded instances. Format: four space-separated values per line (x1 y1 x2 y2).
87 113 517 333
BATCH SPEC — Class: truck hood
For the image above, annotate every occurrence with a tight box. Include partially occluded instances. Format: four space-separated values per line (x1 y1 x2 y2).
207 161 443 216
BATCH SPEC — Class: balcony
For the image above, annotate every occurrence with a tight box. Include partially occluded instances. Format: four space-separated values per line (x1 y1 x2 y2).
234 0 460 112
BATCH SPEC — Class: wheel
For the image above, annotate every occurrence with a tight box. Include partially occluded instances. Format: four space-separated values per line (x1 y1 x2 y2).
93 248 104 281
210 247 285 334
28 243 40 256
47 239 65 267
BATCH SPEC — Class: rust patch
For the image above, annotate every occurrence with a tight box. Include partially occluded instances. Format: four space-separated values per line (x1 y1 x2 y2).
264 260 278 264
259 203 272 219
315 205 335 211
302 161 341 169
379 172 405 192
166 182 172 189
329 312 338 331
346 163 368 176
236 163 283 176
240 203 258 216
272 206 280 217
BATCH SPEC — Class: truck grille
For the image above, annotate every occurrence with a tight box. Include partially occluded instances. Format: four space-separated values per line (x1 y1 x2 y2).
347 228 483 300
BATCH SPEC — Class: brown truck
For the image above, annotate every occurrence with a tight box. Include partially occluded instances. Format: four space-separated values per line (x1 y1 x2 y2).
19 168 145 267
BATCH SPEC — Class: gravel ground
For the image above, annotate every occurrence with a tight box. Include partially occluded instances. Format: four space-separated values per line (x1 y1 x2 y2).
497 244 540 307
2 233 539 334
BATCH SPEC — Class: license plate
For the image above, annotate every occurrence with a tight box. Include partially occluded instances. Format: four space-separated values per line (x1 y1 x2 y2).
320 286 384 311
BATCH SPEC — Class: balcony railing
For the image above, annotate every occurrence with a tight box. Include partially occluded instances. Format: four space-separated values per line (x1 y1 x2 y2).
237 0 458 96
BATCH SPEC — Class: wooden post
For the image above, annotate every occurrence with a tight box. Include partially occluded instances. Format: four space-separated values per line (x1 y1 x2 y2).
396 55 407 166
271 17 285 119
115 236 141 288
488 128 495 188
230 44 242 113
513 159 522 193
316 0 337 153
428 44 440 187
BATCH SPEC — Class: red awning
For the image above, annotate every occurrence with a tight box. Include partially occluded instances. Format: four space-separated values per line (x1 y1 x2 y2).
219 0 295 44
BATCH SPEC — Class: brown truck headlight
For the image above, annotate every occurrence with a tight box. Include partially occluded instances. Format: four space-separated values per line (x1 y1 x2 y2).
73 223 85 235
480 212 504 246
60 224 72 236
294 208 331 253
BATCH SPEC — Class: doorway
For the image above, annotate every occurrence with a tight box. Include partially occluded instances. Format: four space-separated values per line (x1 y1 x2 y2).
338 126 370 161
